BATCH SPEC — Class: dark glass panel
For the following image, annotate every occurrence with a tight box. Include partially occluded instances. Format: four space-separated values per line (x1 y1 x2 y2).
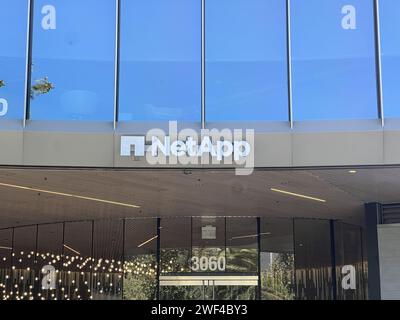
294 219 333 300
123 219 157 300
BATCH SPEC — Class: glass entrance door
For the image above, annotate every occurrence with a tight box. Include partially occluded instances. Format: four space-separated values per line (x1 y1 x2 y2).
159 275 258 300
160 217 260 300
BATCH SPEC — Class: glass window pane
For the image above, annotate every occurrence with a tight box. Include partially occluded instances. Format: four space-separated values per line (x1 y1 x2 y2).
37 224 63 299
380 0 400 118
334 222 365 300
260 218 295 300
0 229 12 300
12 226 37 300
63 221 93 300
64 221 92 262
191 217 226 274
123 219 157 300
0 0 28 120
206 0 288 121
29 0 116 121
0 229 12 269
93 219 123 300
226 218 258 273
37 223 63 268
161 217 191 275
160 218 193 300
119 0 201 121
291 0 378 121
13 226 37 269
294 219 333 300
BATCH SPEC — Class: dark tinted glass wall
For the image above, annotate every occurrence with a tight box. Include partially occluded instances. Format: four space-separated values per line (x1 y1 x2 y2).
206 0 288 121
0 0 28 120
119 0 201 122
334 222 365 300
294 219 334 300
379 0 400 118
0 218 366 300
291 0 378 121
29 0 116 121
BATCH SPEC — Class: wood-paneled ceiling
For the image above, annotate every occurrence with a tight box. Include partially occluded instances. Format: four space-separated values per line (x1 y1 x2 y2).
0 166 399 229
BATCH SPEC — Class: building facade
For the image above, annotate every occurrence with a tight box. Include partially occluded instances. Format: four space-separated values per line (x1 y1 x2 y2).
0 0 400 300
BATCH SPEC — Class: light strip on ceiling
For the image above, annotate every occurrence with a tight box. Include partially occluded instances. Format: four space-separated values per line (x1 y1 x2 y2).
137 235 158 248
270 188 326 203
230 232 271 240
0 246 12 250
0 182 141 209
63 244 81 256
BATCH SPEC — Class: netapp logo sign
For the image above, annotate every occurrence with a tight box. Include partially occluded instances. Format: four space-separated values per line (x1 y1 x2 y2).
120 122 254 175
121 136 250 160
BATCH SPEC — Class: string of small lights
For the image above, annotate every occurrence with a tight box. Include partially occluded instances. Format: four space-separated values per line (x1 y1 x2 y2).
0 250 167 300
0 251 190 300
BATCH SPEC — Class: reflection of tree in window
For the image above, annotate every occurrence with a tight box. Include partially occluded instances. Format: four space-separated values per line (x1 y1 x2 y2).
123 254 157 300
161 249 191 274
0 76 55 98
226 248 258 273
262 253 294 300
30 76 55 99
